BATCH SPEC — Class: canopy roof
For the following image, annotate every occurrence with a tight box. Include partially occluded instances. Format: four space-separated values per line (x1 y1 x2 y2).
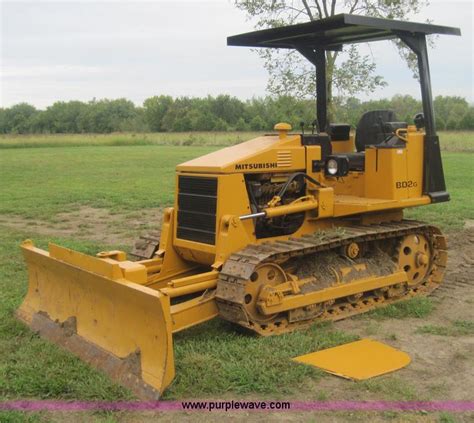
227 14 461 50
227 14 460 200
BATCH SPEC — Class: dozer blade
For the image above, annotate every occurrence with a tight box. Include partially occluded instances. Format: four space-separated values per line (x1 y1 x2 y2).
17 241 175 399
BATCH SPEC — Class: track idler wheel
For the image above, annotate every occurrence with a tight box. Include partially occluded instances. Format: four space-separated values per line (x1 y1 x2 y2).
243 263 288 331
397 234 431 286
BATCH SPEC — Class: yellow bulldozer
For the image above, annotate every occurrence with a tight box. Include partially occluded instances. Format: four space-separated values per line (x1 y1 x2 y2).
18 14 460 398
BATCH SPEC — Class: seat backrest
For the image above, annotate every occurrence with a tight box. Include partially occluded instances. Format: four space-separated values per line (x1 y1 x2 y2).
355 110 398 152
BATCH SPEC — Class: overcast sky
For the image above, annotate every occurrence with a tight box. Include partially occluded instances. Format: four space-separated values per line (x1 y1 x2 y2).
0 0 472 109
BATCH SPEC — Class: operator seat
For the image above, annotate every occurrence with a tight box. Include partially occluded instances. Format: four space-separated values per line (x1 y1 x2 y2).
332 110 407 172
355 110 398 152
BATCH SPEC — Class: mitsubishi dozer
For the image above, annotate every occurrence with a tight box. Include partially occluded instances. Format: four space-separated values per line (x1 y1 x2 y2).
18 14 460 398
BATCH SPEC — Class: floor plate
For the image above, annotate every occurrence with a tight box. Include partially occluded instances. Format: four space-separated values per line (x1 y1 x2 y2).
292 339 411 380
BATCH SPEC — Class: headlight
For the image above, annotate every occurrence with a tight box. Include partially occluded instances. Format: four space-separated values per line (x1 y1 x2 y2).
326 159 338 175
324 156 349 177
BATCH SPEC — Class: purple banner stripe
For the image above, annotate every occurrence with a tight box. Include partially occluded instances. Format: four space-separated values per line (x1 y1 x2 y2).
0 400 473 412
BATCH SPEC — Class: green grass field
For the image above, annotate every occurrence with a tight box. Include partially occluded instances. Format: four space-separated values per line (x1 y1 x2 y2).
0 131 473 422
0 135 472 228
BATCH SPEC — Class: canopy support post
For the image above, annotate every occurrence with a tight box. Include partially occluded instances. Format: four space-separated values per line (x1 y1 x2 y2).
397 32 448 202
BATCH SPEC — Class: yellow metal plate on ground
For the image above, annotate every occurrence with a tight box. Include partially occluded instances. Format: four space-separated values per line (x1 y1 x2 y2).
293 339 410 380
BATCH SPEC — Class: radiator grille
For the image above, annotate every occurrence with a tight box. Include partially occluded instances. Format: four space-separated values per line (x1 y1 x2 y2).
177 176 217 245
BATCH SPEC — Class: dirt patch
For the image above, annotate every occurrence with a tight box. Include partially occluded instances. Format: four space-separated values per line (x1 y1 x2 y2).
0 206 163 246
464 219 474 229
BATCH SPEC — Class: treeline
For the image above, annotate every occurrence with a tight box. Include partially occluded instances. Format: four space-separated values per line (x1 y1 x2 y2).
0 94 472 134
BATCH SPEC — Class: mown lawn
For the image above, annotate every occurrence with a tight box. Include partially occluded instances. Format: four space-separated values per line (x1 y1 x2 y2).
0 132 472 422
0 145 215 219
404 152 474 228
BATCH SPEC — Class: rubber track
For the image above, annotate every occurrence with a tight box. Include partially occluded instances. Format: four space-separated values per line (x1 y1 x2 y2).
215 220 447 335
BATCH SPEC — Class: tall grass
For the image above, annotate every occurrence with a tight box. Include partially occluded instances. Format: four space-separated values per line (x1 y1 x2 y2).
0 132 262 149
437 131 474 152
0 130 472 151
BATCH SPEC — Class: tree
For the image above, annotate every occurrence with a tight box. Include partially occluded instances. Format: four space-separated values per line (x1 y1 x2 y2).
2 103 38 133
388 95 422 123
0 94 471 134
235 117 250 131
143 95 173 131
234 0 429 119
0 109 7 134
41 101 88 133
209 95 246 126
434 96 471 130
249 115 266 130
458 106 474 131
78 98 137 133
161 97 195 132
